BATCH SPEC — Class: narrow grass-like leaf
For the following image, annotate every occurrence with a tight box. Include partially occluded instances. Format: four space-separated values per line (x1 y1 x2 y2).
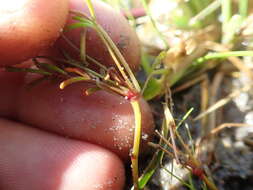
84 86 100 95
138 118 168 189
85 0 96 19
141 53 153 75
34 61 67 75
196 51 253 64
239 0 248 18
141 51 167 100
66 22 94 32
222 0 232 23
176 108 194 128
142 78 162 100
190 0 220 25
6 66 52 75
221 0 232 43
188 174 197 190
72 15 93 23
162 167 193 189
138 150 163 189
60 76 90 89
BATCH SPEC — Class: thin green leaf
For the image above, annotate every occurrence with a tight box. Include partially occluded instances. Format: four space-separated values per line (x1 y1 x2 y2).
162 167 192 189
142 78 162 100
188 174 197 190
84 86 100 95
176 108 194 128
72 15 93 23
34 61 67 75
60 76 90 89
222 14 244 44
196 51 253 64
138 150 164 189
190 0 220 26
152 51 167 69
65 22 94 32
5 66 52 75
85 0 96 19
141 53 153 75
239 0 248 18
138 118 169 189
141 68 167 100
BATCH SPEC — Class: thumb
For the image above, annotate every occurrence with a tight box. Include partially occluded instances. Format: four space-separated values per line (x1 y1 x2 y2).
0 0 69 67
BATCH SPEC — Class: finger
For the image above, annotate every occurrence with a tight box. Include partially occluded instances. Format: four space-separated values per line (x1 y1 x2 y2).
15 79 154 161
0 69 25 117
0 118 125 190
55 0 141 71
0 60 35 117
0 0 69 66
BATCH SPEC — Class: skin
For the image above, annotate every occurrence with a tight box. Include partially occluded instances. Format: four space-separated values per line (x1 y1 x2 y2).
16 79 154 161
0 0 154 189
0 0 69 66
0 119 125 190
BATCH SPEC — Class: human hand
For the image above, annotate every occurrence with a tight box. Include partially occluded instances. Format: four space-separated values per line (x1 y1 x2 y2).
0 0 127 189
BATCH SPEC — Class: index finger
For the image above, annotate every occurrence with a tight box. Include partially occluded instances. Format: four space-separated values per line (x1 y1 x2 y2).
0 0 69 67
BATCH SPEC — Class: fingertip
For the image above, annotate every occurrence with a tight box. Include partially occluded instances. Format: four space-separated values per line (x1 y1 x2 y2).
0 69 25 117
0 0 69 66
60 146 125 190
0 119 125 190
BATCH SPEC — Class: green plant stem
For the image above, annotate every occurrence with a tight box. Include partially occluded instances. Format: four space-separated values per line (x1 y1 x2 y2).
162 167 193 189
138 121 168 189
239 0 248 18
202 175 218 190
141 68 168 95
5 67 52 76
80 29 87 62
221 0 232 43
94 23 141 91
190 0 221 26
189 0 204 13
222 0 232 23
130 100 142 190
196 51 253 63
59 76 90 89
85 0 96 19
176 108 194 128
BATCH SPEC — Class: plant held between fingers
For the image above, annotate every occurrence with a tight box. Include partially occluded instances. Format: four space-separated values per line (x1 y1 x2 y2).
64 2 146 188
6 0 154 189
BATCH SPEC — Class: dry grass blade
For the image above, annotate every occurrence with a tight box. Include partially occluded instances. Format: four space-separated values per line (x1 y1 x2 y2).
210 123 253 135
163 104 180 163
172 74 207 93
207 72 224 134
200 75 209 131
194 84 252 121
